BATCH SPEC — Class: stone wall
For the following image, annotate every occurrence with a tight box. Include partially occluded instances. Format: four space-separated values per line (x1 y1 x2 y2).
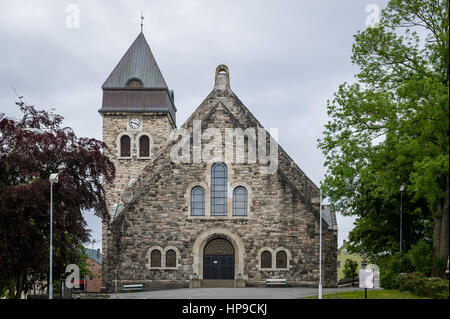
100 112 174 290
101 67 337 291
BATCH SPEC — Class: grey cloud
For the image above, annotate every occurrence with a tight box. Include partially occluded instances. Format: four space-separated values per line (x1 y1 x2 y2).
0 0 389 248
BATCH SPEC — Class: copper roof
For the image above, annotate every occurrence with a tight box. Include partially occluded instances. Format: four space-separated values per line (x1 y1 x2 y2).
102 32 168 89
100 32 176 124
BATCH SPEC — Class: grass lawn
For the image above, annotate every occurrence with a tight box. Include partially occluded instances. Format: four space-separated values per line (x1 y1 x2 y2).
304 289 430 299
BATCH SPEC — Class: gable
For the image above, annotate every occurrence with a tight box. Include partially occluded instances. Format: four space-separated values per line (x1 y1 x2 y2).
112 65 335 230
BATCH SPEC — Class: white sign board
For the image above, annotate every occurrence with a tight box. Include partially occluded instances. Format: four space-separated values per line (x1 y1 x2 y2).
359 269 374 289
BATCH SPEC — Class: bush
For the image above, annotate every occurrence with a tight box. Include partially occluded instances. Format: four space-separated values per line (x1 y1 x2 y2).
343 259 358 281
379 253 416 288
390 272 449 299
380 254 401 289
407 239 432 276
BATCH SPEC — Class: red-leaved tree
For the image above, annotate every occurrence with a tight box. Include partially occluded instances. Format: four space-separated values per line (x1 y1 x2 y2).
0 100 115 298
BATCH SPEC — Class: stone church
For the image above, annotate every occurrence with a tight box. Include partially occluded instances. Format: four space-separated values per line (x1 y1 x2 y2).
100 32 337 292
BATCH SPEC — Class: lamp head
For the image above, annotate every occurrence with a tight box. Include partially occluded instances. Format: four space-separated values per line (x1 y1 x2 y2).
49 173 59 183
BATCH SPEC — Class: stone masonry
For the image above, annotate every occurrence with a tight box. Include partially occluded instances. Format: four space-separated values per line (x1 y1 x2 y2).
100 33 337 292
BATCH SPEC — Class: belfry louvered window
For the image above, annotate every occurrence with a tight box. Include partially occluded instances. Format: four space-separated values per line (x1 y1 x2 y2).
139 135 150 157
233 186 248 216
166 250 176 268
276 251 287 269
120 135 131 157
211 163 227 216
151 250 161 267
191 186 205 216
261 251 272 269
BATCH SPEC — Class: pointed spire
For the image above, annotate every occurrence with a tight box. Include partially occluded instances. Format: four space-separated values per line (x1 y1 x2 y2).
102 32 168 89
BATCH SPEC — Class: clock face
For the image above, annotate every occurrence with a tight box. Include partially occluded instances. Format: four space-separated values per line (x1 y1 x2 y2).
129 118 141 129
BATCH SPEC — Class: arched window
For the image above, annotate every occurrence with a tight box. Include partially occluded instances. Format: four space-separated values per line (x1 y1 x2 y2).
127 78 143 88
233 186 248 216
261 251 272 269
276 251 287 269
166 250 176 268
120 135 131 157
211 163 227 216
191 186 205 216
151 250 161 267
139 135 150 157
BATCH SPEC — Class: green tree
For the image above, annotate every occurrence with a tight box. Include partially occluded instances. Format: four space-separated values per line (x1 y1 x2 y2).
318 0 448 277
343 259 359 286
408 239 433 275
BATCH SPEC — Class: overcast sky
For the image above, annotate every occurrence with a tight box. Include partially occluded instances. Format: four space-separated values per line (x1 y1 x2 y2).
0 0 389 250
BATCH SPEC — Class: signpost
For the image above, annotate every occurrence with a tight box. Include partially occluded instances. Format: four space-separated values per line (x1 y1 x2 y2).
359 268 374 299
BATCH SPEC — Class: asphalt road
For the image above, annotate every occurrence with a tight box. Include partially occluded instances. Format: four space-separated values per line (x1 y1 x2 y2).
105 287 367 299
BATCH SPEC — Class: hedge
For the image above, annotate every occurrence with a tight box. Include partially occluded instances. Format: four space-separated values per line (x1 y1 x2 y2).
383 271 449 299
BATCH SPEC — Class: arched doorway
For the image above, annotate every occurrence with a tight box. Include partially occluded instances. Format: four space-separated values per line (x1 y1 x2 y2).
203 238 235 279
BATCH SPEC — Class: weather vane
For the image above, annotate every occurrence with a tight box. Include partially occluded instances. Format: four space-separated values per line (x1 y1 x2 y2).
140 11 144 33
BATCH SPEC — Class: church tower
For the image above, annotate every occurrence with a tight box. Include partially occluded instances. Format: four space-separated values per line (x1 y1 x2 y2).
99 32 176 286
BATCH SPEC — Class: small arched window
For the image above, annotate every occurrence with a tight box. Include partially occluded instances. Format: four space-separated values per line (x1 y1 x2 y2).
151 250 161 267
211 163 227 216
120 135 131 157
261 251 272 269
233 186 248 216
276 251 287 269
191 186 205 216
139 135 150 157
127 78 143 88
166 250 176 268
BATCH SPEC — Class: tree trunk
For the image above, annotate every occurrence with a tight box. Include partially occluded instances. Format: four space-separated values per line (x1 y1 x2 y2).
432 177 449 278
8 277 15 299
438 177 449 277
15 272 24 299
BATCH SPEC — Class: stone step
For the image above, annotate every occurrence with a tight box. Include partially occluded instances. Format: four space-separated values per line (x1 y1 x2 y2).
201 280 235 288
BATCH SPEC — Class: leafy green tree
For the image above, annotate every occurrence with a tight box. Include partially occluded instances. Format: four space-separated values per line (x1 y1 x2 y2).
318 0 448 277
343 259 359 285
408 239 433 275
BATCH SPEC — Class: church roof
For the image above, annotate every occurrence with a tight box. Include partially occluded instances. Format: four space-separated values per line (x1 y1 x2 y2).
102 32 168 89
85 248 102 265
322 205 336 230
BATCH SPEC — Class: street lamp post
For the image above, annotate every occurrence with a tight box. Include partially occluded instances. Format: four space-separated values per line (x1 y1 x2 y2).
49 172 59 299
319 189 323 299
48 164 64 299
399 185 405 269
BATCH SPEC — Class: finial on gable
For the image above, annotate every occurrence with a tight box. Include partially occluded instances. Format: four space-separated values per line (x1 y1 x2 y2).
214 64 230 90
140 11 144 33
